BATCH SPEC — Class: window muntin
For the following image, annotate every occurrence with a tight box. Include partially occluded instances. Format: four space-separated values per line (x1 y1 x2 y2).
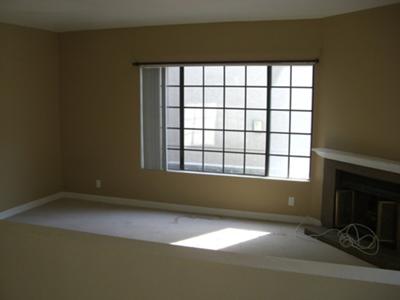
165 64 314 180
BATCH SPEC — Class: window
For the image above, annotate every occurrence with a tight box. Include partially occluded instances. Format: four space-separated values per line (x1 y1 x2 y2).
140 63 314 180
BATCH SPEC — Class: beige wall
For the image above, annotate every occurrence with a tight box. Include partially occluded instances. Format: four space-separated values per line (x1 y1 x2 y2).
311 4 400 217
1 4 399 218
59 4 400 219
0 23 62 211
59 20 322 217
1 220 399 300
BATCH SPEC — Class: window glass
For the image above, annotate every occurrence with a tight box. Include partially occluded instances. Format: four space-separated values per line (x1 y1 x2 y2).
204 152 223 173
167 108 180 127
290 134 311 156
291 112 312 133
225 153 244 174
225 132 244 152
247 88 267 109
269 156 288 178
270 133 289 155
167 129 180 148
184 87 203 107
205 66 223 86
225 109 245 130
292 88 312 110
225 66 245 86
154 64 314 180
271 88 290 109
245 154 265 175
184 151 203 171
167 150 180 170
270 111 289 132
271 66 290 86
205 87 223 107
167 87 180 106
184 66 203 85
204 109 223 129
204 130 223 151
184 108 203 128
292 66 313 87
184 130 202 150
289 157 310 179
246 132 266 153
226 87 245 108
246 110 266 131
167 67 180 85
246 66 267 86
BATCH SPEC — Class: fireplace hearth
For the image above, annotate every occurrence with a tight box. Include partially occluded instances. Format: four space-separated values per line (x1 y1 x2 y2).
306 148 400 270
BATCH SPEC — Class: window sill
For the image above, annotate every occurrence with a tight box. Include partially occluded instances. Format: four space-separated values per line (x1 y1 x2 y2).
166 169 310 183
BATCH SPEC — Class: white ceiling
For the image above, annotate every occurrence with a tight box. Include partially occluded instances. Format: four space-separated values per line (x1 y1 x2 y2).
0 0 399 32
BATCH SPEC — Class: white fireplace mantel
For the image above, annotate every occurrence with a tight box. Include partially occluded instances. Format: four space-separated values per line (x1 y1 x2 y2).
313 148 400 175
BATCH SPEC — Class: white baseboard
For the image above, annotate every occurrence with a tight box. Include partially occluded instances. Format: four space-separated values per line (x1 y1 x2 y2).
0 192 64 220
0 191 321 226
62 192 321 226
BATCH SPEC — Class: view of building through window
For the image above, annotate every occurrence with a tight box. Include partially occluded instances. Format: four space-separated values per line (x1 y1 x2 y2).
164 64 314 180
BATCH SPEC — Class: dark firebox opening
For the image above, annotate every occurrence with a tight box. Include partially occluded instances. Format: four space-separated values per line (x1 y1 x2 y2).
335 170 399 248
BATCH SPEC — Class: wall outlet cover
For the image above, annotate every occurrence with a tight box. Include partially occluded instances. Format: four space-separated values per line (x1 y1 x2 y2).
96 179 102 189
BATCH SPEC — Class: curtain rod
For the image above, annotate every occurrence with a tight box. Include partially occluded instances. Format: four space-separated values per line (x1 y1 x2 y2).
131 59 319 67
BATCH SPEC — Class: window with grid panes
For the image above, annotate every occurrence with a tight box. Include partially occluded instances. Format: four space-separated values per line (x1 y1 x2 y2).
141 63 314 180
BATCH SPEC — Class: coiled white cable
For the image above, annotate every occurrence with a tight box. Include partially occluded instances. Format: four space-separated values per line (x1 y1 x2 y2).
296 219 380 256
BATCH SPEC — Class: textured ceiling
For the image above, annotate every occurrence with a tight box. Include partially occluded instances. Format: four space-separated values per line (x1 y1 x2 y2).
0 0 399 32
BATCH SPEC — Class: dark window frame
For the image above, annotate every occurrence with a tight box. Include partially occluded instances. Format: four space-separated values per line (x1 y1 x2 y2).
165 64 315 180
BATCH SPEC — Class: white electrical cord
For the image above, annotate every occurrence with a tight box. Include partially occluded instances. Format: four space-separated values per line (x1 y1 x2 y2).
296 219 380 256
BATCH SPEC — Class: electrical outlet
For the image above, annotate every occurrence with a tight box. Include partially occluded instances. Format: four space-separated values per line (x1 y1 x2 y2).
96 179 102 189
288 196 295 206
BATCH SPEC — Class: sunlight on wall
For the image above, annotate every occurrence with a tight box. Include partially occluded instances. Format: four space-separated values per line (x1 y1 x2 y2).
171 228 270 250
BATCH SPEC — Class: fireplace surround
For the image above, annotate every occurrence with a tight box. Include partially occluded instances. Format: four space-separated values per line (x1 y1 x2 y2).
307 148 400 270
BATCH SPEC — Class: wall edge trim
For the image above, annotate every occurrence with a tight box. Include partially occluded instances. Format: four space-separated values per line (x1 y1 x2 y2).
0 192 64 219
0 191 321 226
62 192 322 226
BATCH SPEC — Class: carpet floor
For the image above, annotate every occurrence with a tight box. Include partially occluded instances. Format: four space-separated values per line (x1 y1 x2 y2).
7 198 372 267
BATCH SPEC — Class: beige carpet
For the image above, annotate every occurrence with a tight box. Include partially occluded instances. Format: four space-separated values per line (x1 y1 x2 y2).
7 198 372 267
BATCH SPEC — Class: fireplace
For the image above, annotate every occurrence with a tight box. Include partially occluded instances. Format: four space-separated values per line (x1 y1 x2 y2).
335 171 399 246
306 148 400 270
